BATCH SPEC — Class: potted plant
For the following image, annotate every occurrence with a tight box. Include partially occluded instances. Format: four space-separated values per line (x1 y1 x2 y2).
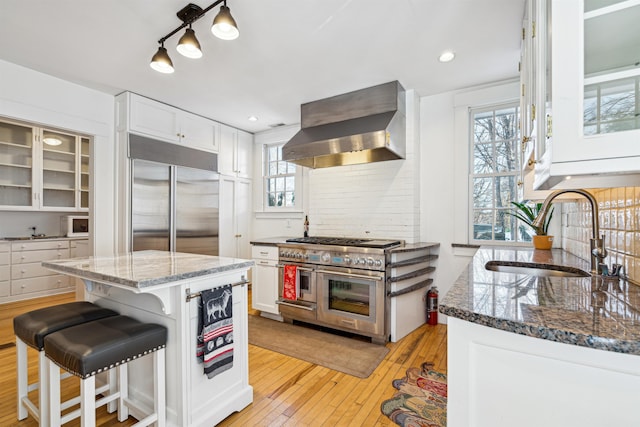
508 201 554 250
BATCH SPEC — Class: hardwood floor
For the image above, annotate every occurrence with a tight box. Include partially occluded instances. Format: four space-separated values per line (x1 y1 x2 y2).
0 292 447 426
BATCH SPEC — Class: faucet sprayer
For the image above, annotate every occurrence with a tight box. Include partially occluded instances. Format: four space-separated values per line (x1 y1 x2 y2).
532 189 607 275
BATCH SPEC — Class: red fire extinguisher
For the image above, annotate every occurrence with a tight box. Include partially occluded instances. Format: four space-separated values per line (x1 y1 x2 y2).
427 286 438 325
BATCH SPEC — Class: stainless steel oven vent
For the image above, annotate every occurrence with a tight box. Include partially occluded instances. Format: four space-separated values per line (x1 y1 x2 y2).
282 81 406 168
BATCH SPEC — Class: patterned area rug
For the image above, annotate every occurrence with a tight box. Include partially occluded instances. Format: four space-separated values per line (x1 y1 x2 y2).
380 362 447 427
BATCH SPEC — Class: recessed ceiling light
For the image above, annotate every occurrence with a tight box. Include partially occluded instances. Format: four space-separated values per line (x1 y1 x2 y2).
438 51 455 63
248 116 258 122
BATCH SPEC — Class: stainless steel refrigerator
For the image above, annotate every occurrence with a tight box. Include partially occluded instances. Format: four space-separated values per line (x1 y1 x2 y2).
129 134 219 256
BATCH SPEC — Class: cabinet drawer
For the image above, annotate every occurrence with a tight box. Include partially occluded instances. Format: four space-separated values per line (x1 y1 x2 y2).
12 240 70 251
12 249 69 264
0 242 9 252
0 281 8 297
251 245 278 260
11 262 56 280
0 265 9 282
11 275 70 295
254 259 277 268
0 252 9 265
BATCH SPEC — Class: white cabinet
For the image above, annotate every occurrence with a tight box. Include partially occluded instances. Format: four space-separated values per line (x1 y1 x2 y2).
0 118 90 211
528 0 640 190
8 239 71 300
250 245 281 317
123 92 220 153
219 176 251 260
0 243 9 298
218 124 253 178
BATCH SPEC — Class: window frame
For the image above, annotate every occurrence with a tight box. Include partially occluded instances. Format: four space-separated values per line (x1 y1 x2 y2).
468 102 528 245
262 142 302 213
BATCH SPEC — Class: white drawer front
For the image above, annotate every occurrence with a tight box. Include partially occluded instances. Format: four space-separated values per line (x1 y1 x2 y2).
251 245 278 260
0 281 8 297
11 262 56 280
0 265 9 282
0 242 9 252
0 252 9 265
12 249 70 264
11 240 70 251
11 275 70 295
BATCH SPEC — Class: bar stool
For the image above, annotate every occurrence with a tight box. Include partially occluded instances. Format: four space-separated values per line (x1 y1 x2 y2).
13 301 118 426
44 315 167 427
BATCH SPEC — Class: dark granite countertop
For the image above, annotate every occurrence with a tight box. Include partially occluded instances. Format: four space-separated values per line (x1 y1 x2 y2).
440 246 640 355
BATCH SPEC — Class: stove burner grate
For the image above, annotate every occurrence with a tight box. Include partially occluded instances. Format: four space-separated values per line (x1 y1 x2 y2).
285 236 401 249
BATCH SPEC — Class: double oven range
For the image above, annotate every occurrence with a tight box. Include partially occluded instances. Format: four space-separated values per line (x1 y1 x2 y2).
276 236 402 344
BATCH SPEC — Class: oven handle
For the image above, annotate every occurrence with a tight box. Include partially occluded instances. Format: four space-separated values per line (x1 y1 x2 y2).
276 299 316 311
276 264 314 272
316 269 384 281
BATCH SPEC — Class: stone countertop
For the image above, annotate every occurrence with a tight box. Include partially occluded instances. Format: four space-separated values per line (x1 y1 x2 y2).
249 237 296 246
440 246 640 355
42 250 254 290
1 236 88 242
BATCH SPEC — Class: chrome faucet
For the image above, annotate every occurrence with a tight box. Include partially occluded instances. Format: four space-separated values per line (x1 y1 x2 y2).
532 189 607 275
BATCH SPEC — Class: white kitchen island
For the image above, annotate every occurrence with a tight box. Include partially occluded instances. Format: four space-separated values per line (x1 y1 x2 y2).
43 250 254 427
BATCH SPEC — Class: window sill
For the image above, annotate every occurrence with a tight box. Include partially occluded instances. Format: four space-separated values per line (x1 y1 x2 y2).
255 211 304 219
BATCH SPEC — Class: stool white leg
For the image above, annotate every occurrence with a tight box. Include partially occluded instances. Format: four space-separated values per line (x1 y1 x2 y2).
107 369 117 413
39 351 50 427
47 359 61 427
80 376 96 427
16 337 28 420
155 348 166 427
117 363 128 422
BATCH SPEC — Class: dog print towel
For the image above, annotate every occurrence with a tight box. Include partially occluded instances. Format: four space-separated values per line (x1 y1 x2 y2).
196 284 234 378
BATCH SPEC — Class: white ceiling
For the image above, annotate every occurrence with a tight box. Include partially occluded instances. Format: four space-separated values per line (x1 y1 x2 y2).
0 0 525 133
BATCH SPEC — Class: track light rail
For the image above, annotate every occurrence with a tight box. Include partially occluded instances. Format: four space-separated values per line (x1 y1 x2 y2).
157 0 225 45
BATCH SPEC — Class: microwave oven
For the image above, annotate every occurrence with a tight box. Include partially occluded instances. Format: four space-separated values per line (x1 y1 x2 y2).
61 215 89 237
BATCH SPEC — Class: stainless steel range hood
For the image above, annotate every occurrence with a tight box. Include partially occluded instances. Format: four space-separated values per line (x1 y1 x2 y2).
283 81 406 168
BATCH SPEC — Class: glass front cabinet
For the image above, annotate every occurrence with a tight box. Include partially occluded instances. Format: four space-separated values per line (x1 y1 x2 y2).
525 0 640 191
0 118 90 211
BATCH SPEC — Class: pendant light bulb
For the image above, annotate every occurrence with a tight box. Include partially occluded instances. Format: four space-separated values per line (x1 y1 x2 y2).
177 27 203 59
43 137 63 146
211 5 239 40
150 45 175 74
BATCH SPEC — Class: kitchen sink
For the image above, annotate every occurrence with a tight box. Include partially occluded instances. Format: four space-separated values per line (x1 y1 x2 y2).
485 261 590 278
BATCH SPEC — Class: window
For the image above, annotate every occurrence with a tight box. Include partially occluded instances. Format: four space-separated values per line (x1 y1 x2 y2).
584 76 640 135
470 103 527 243
263 143 298 210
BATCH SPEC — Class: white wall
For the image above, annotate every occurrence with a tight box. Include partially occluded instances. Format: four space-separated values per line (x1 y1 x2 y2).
0 60 116 255
252 90 422 243
420 80 520 323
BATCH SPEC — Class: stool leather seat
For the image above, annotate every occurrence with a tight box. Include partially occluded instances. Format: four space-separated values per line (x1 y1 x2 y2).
14 301 118 350
44 315 167 378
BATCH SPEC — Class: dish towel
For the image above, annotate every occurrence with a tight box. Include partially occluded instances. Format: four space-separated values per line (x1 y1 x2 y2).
196 284 234 379
283 264 298 300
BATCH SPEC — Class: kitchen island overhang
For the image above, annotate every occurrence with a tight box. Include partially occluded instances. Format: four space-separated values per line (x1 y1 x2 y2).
43 250 255 427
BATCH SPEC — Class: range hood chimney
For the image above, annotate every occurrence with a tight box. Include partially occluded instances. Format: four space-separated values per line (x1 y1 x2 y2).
282 81 406 168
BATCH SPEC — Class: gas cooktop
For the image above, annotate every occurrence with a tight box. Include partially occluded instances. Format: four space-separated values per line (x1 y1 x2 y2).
285 236 402 249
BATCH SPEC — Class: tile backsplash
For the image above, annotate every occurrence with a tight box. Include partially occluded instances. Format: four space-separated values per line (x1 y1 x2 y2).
562 187 639 284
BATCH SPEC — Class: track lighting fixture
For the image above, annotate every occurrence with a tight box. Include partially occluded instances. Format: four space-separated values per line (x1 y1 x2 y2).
177 26 203 58
150 1 239 73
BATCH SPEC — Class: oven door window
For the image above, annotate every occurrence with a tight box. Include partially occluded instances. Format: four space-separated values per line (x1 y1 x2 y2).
326 276 375 319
